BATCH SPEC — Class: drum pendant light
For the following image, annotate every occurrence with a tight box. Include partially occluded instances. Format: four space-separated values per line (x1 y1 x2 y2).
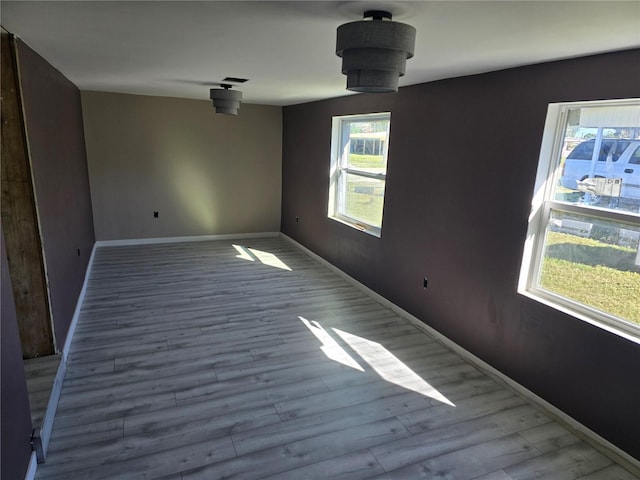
336 10 416 93
209 84 242 115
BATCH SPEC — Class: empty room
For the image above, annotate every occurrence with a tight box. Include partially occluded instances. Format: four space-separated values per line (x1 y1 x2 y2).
1 2 639 479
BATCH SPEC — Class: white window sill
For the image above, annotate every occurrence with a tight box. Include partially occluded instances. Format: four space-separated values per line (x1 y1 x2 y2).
329 215 381 238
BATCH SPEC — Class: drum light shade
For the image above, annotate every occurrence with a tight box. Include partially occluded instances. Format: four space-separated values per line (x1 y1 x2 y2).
336 11 416 93
209 84 242 115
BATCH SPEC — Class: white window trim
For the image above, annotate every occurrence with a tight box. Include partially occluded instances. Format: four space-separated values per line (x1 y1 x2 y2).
328 112 391 238
519 99 640 344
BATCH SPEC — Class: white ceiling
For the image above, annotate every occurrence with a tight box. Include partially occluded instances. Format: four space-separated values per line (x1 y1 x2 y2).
2 1 639 106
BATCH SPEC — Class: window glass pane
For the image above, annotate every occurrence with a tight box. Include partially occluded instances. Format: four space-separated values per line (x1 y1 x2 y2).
555 105 640 214
346 119 390 174
630 146 640 165
340 173 385 228
537 209 640 326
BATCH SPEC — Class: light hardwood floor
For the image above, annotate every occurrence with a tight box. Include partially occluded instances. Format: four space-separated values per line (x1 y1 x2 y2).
36 237 638 479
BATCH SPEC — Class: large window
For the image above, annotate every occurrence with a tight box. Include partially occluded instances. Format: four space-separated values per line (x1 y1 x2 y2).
328 113 391 237
520 99 640 340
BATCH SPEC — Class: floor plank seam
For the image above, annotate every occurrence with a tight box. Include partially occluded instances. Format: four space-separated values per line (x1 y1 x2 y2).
34 238 639 479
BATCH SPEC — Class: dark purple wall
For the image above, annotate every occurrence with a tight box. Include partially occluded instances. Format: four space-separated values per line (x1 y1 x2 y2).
16 39 95 349
282 49 640 460
1 226 34 480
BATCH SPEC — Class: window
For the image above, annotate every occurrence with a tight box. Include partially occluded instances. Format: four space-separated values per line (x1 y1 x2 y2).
520 99 640 341
328 113 391 237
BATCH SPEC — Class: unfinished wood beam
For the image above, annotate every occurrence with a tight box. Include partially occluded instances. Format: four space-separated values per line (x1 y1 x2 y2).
1 32 54 358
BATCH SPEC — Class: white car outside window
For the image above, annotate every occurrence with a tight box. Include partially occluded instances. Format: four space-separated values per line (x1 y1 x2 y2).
560 139 640 201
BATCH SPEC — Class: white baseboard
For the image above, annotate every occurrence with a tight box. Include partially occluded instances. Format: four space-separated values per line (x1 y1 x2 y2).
38 357 66 460
35 242 97 461
62 242 97 363
62 232 277 356
24 451 37 480
63 231 277 359
95 231 280 247
280 233 640 476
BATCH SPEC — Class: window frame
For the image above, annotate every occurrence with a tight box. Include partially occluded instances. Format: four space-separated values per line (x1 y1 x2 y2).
328 112 391 237
519 98 640 343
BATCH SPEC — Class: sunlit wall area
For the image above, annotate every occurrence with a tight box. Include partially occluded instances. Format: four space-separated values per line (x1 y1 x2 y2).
81 92 282 241
281 49 640 461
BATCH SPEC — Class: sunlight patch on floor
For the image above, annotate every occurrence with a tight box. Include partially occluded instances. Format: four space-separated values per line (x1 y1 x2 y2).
333 328 455 406
299 317 364 371
233 244 255 262
233 245 292 271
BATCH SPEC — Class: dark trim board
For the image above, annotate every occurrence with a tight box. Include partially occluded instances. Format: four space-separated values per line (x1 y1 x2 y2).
35 235 639 479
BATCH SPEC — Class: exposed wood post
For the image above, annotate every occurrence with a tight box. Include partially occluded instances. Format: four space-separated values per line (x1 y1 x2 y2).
1 32 54 358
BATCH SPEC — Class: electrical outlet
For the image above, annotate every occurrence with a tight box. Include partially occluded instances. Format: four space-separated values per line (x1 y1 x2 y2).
296 217 299 223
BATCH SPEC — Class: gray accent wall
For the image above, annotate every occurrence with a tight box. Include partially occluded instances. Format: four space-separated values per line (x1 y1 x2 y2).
81 92 282 241
17 38 96 348
1 38 95 479
281 49 640 461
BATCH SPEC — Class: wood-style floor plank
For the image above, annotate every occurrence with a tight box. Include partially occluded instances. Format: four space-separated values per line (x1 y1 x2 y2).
36 237 638 479
503 442 613 479
370 433 540 479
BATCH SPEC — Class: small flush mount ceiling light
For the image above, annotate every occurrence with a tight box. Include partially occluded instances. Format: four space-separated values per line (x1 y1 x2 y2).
209 84 242 115
336 10 416 93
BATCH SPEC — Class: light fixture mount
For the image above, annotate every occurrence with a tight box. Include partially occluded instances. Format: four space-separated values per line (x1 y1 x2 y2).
363 10 392 21
336 10 416 93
